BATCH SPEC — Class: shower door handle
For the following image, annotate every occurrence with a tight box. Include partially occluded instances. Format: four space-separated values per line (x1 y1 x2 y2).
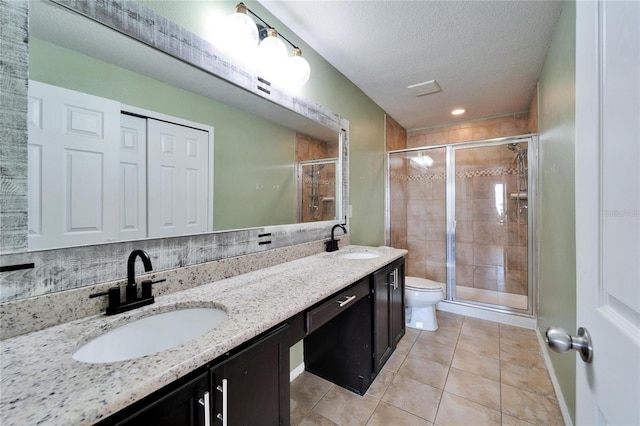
545 326 593 363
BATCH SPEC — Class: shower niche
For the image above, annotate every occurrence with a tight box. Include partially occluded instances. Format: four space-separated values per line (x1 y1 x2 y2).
387 135 536 315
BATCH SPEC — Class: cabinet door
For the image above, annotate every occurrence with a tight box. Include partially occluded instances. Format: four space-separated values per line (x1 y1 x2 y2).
374 266 392 372
390 259 406 347
211 325 289 426
113 371 209 426
374 257 406 373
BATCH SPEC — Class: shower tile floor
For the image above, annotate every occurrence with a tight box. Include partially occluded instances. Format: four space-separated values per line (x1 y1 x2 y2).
290 311 564 425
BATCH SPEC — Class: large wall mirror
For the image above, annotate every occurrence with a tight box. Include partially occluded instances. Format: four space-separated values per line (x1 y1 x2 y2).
0 0 349 302
28 0 345 250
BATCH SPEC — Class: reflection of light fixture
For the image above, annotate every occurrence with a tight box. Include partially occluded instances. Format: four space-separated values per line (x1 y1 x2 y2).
410 154 434 169
452 108 466 115
226 3 311 88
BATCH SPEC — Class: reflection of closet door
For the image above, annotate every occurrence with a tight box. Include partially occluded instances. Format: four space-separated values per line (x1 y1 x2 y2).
147 119 209 237
119 114 147 241
28 81 120 250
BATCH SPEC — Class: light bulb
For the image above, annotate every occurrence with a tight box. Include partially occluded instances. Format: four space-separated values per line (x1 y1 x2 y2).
257 28 288 82
225 3 259 66
286 48 311 87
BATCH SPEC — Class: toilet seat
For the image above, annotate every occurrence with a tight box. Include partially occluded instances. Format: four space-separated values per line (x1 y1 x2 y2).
405 277 444 292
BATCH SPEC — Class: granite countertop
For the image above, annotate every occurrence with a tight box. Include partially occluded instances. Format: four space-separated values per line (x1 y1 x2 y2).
0 245 406 425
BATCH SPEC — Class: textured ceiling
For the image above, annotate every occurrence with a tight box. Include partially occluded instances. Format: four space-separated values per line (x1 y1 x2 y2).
260 1 563 130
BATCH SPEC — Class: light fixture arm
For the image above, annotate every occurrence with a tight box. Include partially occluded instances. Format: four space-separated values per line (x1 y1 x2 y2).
239 2 301 51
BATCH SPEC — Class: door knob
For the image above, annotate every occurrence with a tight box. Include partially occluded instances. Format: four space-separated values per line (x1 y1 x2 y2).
545 326 593 363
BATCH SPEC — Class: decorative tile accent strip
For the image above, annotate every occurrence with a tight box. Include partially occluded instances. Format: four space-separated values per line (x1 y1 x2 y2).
392 168 519 182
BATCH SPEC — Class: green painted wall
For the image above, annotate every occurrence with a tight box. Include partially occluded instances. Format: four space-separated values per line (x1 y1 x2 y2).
29 38 296 231
143 0 388 247
537 1 576 422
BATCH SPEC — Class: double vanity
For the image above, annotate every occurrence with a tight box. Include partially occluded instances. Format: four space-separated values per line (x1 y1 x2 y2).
0 245 406 425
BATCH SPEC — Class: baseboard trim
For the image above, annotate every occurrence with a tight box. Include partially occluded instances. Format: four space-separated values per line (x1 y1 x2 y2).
437 301 536 329
290 362 305 382
536 328 574 426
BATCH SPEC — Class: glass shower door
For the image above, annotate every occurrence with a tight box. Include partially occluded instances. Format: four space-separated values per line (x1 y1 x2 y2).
450 142 530 311
388 147 448 288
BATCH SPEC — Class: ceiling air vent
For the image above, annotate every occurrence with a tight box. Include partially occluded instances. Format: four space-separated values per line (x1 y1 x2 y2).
407 79 442 97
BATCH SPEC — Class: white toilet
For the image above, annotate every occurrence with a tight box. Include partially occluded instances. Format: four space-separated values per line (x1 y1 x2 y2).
405 276 445 331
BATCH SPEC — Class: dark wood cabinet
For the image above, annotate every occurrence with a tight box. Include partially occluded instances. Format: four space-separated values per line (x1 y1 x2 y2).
210 324 289 425
102 325 289 426
304 277 374 395
109 371 209 426
373 257 405 373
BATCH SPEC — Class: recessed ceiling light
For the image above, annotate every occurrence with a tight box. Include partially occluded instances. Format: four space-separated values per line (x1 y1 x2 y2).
451 108 466 115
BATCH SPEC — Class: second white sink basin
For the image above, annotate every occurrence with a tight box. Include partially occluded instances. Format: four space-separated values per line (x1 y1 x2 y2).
73 307 227 363
340 251 381 259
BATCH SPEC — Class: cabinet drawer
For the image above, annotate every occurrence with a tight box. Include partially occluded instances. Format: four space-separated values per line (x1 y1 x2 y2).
306 278 370 334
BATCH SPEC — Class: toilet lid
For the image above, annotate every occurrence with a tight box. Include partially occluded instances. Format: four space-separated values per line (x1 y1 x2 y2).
405 276 444 292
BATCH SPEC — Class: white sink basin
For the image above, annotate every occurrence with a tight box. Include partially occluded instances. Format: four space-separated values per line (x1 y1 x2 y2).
73 307 227 363
340 251 381 259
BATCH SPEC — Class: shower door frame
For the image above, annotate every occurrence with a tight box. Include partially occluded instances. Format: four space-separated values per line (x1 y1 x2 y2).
385 134 538 317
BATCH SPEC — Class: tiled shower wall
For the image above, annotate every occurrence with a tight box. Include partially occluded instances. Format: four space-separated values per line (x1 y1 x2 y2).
386 115 408 250
388 112 534 298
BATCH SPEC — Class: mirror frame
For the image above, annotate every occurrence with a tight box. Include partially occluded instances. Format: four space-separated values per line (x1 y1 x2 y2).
0 0 349 303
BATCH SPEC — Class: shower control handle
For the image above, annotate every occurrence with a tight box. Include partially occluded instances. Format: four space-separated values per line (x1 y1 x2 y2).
545 326 593 363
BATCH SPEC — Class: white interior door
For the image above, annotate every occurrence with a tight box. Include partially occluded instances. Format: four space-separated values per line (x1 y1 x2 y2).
147 119 210 237
119 114 147 240
28 81 120 250
575 1 640 425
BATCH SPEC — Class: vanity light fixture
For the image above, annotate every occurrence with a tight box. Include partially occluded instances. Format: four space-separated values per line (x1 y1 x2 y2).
451 108 466 115
227 3 311 87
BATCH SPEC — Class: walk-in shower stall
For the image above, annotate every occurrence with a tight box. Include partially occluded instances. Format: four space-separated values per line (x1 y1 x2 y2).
298 159 338 223
386 135 537 316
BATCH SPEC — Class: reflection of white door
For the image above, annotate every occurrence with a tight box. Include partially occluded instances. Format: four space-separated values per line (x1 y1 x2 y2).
28 81 120 250
575 1 640 425
147 119 209 237
119 114 147 241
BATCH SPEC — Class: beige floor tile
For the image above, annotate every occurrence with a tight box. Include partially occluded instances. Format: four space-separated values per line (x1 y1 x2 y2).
501 383 564 425
434 392 501 426
409 339 455 366
383 351 407 373
499 325 539 352
461 318 500 340
291 372 335 424
366 368 395 399
366 401 432 426
397 354 449 389
444 367 501 411
312 386 380 426
463 316 500 331
396 333 416 355
500 361 555 397
456 332 500 359
500 344 546 370
451 348 501 382
299 410 339 426
436 313 464 331
416 327 460 348
381 374 442 422
501 413 535 425
403 327 421 343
